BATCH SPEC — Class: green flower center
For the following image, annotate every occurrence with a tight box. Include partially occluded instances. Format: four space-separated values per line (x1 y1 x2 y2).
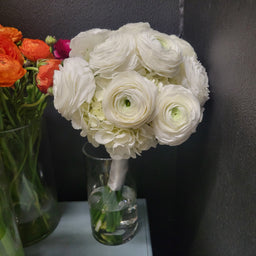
124 99 131 107
171 106 181 121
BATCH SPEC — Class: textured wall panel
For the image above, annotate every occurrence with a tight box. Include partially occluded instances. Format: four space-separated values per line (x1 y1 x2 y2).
181 1 256 255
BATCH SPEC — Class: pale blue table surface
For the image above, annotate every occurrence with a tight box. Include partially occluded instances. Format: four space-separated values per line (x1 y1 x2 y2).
24 199 152 256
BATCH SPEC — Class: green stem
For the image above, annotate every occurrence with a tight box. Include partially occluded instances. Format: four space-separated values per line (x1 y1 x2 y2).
0 140 18 174
16 94 48 119
91 185 123 241
25 67 38 72
0 91 16 128
33 190 50 230
20 94 47 109
0 192 23 256
95 212 106 232
1 121 51 239
10 153 28 195
0 110 4 130
27 123 51 229
22 176 50 230
0 227 20 256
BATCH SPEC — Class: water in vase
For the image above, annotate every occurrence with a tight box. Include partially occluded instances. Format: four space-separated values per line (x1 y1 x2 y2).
88 185 138 245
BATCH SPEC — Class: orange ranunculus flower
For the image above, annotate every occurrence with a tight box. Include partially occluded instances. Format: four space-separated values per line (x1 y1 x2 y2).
36 59 61 93
0 54 26 87
0 34 24 65
19 38 54 62
0 24 23 43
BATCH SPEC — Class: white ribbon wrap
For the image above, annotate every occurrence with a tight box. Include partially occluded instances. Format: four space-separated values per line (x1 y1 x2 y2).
107 159 128 191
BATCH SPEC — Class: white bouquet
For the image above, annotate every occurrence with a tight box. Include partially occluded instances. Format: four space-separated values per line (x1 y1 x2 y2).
53 22 209 161
52 22 209 244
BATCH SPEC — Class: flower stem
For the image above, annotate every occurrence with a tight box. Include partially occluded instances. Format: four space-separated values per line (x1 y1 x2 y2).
25 67 38 72
0 227 21 256
0 90 16 128
20 93 47 109
0 139 18 174
1 121 52 245
90 185 124 244
0 188 24 256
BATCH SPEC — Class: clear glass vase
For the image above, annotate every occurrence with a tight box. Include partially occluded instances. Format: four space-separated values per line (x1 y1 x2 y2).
0 120 60 247
0 155 24 256
82 142 138 245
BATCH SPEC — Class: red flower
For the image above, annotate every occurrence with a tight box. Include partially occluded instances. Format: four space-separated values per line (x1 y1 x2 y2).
36 59 62 93
53 39 70 59
19 38 54 62
0 34 24 65
0 24 23 43
0 54 26 87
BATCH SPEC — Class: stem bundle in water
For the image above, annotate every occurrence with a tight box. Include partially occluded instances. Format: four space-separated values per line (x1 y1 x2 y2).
89 184 138 245
0 121 59 246
0 172 24 256
83 144 138 245
90 186 123 244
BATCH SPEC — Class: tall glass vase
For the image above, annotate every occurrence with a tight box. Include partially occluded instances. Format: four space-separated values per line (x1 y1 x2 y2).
82 142 138 245
0 119 60 246
0 155 24 256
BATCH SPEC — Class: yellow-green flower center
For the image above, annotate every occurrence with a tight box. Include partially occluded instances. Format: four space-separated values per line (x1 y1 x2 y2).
171 106 181 121
125 99 131 107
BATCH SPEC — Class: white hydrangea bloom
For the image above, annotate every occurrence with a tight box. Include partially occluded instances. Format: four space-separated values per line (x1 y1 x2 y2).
103 124 157 159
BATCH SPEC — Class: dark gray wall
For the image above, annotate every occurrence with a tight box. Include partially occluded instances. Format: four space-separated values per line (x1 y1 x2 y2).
1 0 256 255
0 0 180 39
177 0 256 255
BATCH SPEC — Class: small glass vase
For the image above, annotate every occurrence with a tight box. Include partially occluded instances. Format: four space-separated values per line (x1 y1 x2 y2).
0 155 24 256
82 142 138 245
0 120 60 247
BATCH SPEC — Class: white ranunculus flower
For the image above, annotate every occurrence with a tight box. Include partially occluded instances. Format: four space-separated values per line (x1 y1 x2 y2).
118 22 151 34
53 57 96 124
89 32 139 78
152 84 202 146
136 30 182 78
69 28 111 62
170 35 196 57
181 56 209 105
102 71 157 129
